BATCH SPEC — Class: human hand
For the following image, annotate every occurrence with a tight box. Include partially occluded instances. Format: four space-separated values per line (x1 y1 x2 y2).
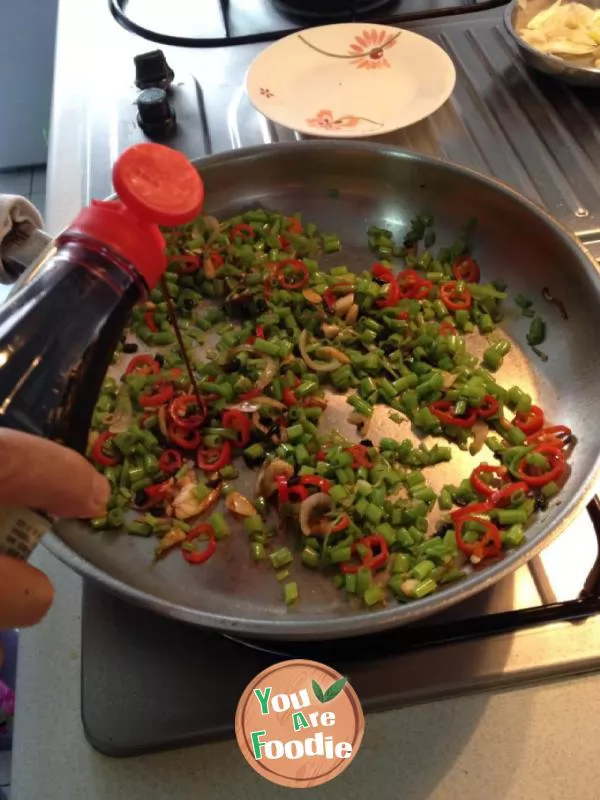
0 429 110 629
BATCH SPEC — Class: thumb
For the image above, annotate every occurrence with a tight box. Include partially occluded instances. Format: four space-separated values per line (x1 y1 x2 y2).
0 429 110 519
0 555 54 627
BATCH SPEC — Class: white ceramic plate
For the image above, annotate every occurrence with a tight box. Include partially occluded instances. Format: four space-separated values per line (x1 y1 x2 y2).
246 23 456 138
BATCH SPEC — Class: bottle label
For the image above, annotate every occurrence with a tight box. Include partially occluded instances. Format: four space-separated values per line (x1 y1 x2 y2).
0 507 50 560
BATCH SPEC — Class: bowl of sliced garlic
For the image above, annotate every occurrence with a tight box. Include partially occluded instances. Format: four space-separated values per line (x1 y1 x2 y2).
505 0 600 85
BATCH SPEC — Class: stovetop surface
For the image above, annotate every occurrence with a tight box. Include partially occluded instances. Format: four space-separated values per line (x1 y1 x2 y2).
74 4 600 756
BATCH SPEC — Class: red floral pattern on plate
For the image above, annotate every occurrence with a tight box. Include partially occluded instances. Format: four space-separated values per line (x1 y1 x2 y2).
348 28 397 69
297 28 400 70
306 109 381 130
260 87 274 98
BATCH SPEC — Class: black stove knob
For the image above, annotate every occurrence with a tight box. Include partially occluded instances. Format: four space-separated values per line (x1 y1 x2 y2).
134 50 174 90
136 88 176 140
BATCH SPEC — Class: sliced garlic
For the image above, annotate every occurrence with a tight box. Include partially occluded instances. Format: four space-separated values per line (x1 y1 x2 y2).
345 303 360 325
321 323 341 338
302 288 323 304
334 293 355 316
520 1 600 62
316 346 350 364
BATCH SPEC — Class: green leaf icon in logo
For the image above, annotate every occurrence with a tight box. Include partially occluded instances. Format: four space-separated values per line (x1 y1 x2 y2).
312 676 348 703
323 677 348 702
312 679 325 703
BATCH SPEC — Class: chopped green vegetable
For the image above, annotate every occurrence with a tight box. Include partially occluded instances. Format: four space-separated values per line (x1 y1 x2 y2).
284 582 299 605
527 315 546 347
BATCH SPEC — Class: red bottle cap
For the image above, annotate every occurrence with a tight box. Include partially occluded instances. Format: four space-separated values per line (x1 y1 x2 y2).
61 144 204 289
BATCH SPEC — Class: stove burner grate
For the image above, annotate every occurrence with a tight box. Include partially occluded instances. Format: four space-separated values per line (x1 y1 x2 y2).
108 0 510 48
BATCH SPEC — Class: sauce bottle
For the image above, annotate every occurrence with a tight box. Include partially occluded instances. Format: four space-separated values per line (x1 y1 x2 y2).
0 143 204 559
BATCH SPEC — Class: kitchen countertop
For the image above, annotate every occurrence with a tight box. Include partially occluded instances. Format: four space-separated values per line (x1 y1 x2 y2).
12 548 600 799
11 0 600 796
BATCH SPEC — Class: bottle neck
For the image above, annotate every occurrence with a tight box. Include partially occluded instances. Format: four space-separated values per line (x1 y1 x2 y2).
56 233 151 291
0 238 148 453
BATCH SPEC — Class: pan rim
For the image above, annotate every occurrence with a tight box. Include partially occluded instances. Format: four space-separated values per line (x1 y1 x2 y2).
45 140 600 640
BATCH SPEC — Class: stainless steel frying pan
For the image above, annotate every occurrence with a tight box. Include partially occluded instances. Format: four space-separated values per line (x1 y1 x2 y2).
45 142 600 640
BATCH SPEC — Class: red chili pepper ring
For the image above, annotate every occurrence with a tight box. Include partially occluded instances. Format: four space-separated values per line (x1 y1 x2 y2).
276 259 309 291
455 515 501 563
340 534 389 574
183 523 217 564
158 449 183 475
139 381 174 408
169 394 207 429
515 444 565 487
125 354 160 377
452 255 480 283
429 400 477 428
222 409 252 447
470 464 508 497
440 281 472 311
91 432 120 467
197 440 233 472
513 405 544 436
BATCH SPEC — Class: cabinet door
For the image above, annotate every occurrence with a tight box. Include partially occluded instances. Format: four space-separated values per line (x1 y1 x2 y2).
0 0 58 168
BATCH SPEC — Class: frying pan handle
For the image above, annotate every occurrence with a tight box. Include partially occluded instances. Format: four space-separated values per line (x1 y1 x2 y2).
581 497 600 599
1 228 52 286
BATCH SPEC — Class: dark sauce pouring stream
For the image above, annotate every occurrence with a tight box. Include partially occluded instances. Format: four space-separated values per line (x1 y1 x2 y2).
160 276 204 406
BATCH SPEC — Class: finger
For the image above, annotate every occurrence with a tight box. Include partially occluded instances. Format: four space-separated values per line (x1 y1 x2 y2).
0 556 54 628
0 429 109 519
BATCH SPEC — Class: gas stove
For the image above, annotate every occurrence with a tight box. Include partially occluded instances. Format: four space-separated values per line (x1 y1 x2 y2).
46 0 600 757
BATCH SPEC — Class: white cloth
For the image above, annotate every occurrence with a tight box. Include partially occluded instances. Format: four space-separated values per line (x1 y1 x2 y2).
0 193 44 281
